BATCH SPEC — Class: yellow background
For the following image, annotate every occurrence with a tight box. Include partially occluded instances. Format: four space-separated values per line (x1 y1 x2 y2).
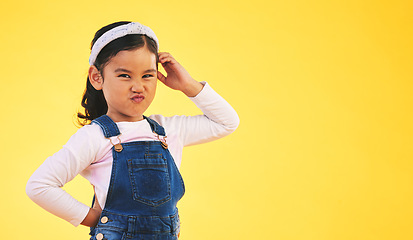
1 0 412 239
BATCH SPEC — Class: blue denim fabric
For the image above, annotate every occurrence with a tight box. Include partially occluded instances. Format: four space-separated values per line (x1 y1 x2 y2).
89 115 185 240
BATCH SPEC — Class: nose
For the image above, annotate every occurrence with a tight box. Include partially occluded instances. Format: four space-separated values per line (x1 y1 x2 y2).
131 79 144 93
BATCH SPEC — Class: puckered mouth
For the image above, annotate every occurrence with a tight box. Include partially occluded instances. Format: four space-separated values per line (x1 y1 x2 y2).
131 94 145 103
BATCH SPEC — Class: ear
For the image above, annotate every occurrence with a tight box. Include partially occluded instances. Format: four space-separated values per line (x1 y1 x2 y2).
88 65 103 90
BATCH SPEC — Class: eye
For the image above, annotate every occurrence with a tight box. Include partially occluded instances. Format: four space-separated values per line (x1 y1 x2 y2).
143 74 155 79
118 74 131 78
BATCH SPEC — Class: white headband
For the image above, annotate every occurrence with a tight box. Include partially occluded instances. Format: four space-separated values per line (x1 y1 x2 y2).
89 22 159 66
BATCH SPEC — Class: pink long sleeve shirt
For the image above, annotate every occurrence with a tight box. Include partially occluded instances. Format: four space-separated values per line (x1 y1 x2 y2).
26 82 239 226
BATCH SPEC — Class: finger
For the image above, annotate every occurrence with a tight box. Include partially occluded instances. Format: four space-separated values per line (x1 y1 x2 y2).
158 52 170 57
158 52 169 61
158 52 171 58
159 55 173 63
157 71 166 83
158 53 176 64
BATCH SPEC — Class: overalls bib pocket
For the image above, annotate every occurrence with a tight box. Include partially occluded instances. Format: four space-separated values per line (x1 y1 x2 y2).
127 154 171 206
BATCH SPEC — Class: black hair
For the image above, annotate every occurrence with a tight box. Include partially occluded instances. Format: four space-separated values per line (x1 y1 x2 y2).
77 21 158 126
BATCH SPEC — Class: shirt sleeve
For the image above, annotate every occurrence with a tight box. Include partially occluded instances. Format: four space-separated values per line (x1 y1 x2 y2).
152 82 240 146
25 125 101 226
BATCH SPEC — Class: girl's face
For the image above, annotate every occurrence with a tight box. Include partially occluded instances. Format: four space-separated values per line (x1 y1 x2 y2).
95 46 158 122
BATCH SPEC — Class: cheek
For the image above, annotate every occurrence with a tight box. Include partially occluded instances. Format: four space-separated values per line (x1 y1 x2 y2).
145 81 157 100
145 79 157 90
103 81 128 99
149 81 157 94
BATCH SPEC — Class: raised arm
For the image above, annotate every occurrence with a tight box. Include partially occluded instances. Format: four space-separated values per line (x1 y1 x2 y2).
155 52 240 146
157 52 204 97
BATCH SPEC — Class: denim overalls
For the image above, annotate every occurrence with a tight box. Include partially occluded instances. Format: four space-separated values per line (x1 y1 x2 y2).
89 115 185 240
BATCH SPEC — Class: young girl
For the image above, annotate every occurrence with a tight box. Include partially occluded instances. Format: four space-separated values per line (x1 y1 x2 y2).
26 21 239 240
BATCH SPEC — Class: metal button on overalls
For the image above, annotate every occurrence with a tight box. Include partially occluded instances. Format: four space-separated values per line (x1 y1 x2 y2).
100 216 108 224
96 233 104 240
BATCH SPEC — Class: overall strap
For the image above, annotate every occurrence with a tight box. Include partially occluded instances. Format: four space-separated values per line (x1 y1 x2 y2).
143 116 166 136
91 115 121 138
92 115 165 137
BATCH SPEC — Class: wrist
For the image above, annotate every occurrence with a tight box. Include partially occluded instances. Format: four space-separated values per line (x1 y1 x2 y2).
182 80 203 97
80 208 101 227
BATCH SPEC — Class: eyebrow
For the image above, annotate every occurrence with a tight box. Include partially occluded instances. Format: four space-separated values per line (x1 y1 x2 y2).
114 68 132 73
114 68 157 73
143 69 157 73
